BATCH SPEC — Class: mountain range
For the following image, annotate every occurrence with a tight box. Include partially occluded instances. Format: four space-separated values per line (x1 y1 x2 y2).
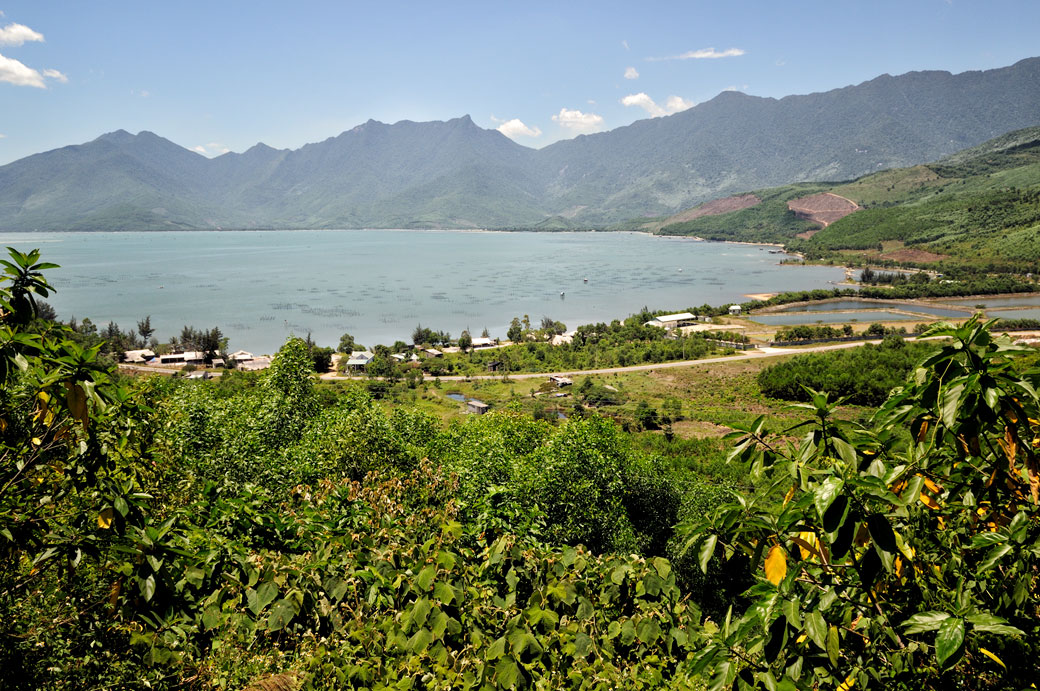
2 57 1040 231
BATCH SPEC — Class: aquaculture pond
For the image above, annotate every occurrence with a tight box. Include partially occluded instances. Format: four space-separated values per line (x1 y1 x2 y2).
750 311 921 326
778 300 968 318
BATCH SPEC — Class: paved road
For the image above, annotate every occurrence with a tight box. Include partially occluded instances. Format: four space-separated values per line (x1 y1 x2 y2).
123 333 1036 383
317 338 891 382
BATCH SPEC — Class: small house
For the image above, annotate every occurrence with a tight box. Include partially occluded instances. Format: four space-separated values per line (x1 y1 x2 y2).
345 350 375 371
549 375 573 388
470 336 496 349
467 399 490 415
486 360 503 372
421 348 443 359
644 312 697 331
229 350 254 364
123 349 155 364
239 356 272 372
728 305 742 316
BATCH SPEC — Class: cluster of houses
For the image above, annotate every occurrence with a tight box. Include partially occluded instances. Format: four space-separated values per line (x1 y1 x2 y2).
342 336 503 373
121 349 271 371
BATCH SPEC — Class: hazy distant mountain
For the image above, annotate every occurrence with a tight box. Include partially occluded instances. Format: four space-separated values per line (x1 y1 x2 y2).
2 57 1039 230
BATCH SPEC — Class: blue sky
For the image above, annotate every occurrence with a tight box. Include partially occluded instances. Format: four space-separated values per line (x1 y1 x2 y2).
1 1 1039 164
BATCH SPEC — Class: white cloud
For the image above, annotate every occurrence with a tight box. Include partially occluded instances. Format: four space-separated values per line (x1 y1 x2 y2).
496 118 542 139
0 52 46 87
624 66 639 80
0 133 6 138
192 142 231 157
648 47 745 61
551 108 605 134
723 84 749 92
621 92 693 118
0 22 44 47
42 67 67 83
621 40 629 51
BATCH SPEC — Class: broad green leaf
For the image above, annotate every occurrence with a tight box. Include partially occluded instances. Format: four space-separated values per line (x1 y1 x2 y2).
495 658 520 688
977 543 1012 572
267 598 297 631
417 564 437 591
826 625 840 666
903 611 950 634
814 477 844 524
699 535 718 574
965 612 1025 636
940 381 966 429
935 616 965 667
805 611 827 650
867 514 897 554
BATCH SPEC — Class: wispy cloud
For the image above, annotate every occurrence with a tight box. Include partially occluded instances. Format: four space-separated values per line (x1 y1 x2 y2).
621 92 694 118
496 118 542 139
42 68 67 83
0 22 44 47
192 142 231 156
0 133 6 139
621 39 629 51
624 66 639 80
648 47 745 61
552 107 605 134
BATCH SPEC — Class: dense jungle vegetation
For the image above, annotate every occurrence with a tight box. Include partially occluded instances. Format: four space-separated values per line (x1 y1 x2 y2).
2 249 1039 689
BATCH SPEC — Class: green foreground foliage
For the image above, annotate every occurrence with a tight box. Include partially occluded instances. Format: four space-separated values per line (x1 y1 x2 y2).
682 316 1040 689
757 337 934 406
3 250 1038 689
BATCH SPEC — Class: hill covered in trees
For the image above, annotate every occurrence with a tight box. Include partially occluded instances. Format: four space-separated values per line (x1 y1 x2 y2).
644 125 1040 271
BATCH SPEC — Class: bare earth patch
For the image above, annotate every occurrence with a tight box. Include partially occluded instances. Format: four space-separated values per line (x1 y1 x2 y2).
670 420 733 439
787 192 860 227
649 194 762 231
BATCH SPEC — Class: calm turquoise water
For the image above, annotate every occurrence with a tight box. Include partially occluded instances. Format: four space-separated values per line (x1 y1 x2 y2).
1 230 848 353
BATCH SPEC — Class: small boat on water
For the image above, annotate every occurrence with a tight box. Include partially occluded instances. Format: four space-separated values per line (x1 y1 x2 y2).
583 277 588 283
560 291 565 297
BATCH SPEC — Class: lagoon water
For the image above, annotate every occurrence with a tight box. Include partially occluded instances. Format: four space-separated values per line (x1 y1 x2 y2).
2 230 850 354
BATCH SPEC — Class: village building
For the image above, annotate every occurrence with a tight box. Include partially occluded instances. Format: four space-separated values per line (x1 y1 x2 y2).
229 350 254 364
550 375 573 387
158 351 206 366
486 360 503 372
345 350 375 371
470 336 496 349
467 399 489 415
728 305 742 316
123 349 156 364
643 312 697 330
239 356 272 372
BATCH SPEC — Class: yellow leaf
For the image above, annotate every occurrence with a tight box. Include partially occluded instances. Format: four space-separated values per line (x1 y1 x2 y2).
837 675 857 691
66 382 89 429
783 484 797 506
793 531 821 561
31 437 42 447
97 507 114 529
919 492 940 510
764 545 787 586
979 647 1006 669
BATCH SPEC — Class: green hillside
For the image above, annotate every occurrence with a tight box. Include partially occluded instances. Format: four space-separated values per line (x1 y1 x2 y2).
650 125 1040 271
